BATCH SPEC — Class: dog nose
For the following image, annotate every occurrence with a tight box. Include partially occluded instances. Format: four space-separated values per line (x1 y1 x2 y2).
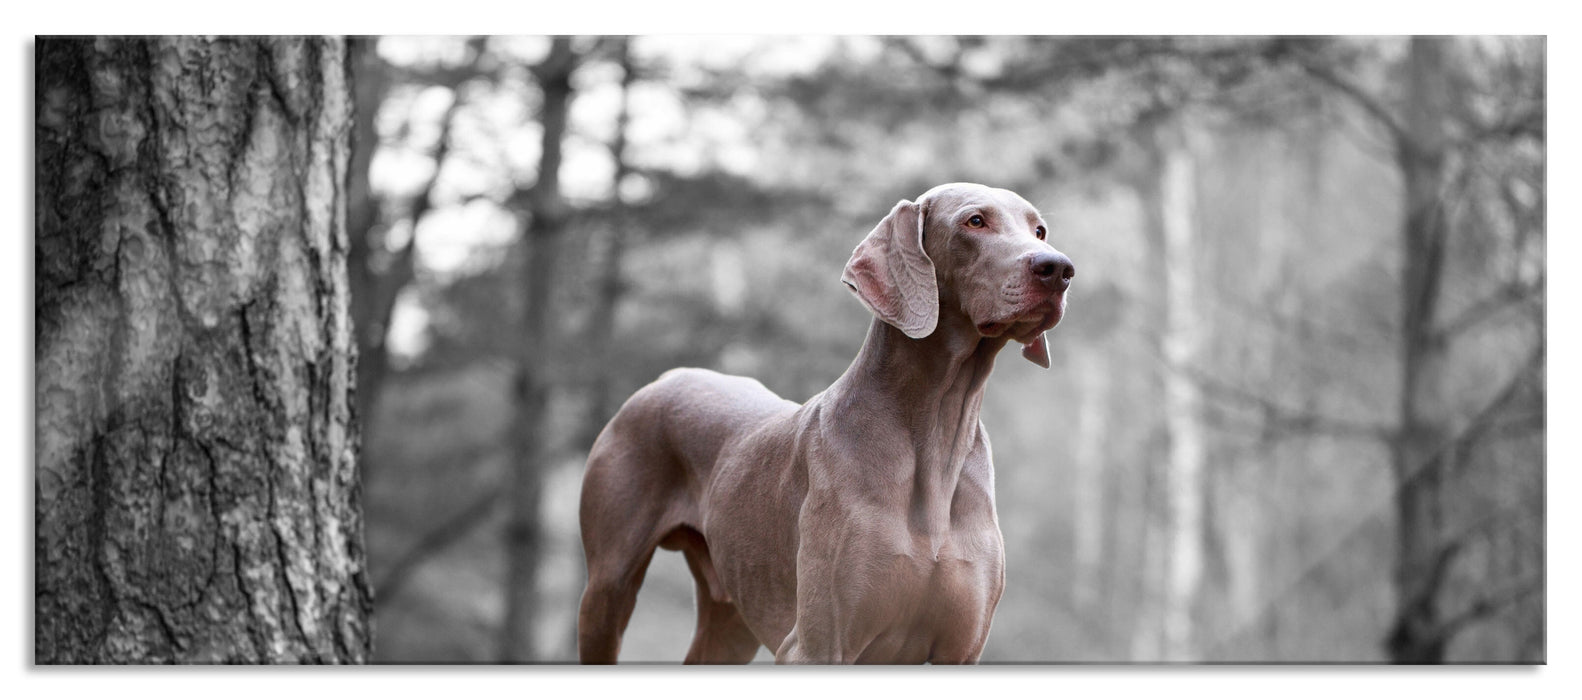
1030 252 1075 292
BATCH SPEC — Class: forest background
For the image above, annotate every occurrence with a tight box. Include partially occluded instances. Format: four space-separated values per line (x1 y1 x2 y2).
345 34 1546 663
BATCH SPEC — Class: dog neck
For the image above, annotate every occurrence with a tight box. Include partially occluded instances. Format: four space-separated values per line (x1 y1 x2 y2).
826 315 1008 535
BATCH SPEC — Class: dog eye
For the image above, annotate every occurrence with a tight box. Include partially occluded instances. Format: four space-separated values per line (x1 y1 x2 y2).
1035 226 1046 240
967 215 986 229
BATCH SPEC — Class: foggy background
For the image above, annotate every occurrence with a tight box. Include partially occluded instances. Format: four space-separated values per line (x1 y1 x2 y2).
349 35 1545 663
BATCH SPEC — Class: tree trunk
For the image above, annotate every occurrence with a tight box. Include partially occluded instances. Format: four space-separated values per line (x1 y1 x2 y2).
1386 36 1456 664
500 36 579 663
1125 120 1166 661
578 37 637 450
345 37 400 439
35 37 370 663
1124 119 1207 662
1159 137 1206 662
556 37 638 662
346 37 476 444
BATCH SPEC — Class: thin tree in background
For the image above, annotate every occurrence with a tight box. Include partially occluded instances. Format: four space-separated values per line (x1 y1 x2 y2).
347 36 487 449
346 38 511 610
1112 37 1541 662
35 36 371 663
1275 36 1545 663
1388 36 1462 664
1122 121 1208 662
1157 128 1207 662
500 35 581 663
579 36 639 449
557 35 641 660
347 37 401 434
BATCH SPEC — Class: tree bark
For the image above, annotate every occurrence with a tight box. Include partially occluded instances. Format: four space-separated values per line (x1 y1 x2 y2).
35 36 371 663
500 36 580 663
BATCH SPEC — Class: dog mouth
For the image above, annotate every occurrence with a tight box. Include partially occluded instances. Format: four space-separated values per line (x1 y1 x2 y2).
976 295 1064 343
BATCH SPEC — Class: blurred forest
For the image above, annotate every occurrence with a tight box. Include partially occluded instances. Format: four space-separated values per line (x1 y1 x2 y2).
347 35 1545 663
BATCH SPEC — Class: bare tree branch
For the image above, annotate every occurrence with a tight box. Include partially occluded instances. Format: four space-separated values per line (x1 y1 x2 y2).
886 36 963 82
360 99 462 397
1461 105 1546 146
1193 328 1539 489
1434 276 1544 342
1275 40 1411 154
1189 368 1391 441
406 99 464 224
1445 340 1545 455
1439 575 1543 639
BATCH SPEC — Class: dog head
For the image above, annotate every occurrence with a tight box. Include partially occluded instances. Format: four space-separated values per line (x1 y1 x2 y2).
842 182 1074 367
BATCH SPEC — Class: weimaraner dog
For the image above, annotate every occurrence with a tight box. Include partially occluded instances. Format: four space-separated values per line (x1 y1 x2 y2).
578 182 1074 664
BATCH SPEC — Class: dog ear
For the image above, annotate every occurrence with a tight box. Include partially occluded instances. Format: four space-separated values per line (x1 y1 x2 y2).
1021 332 1051 368
841 199 939 339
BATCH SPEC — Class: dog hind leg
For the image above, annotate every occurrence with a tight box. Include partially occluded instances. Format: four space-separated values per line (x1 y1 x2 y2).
577 549 656 663
663 527 760 664
577 434 675 664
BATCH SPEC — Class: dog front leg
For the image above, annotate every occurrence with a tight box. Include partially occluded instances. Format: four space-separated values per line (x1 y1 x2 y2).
773 508 900 664
774 565 861 664
775 621 862 664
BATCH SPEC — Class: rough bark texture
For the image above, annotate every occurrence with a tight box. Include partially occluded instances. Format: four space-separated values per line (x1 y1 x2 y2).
35 36 371 663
